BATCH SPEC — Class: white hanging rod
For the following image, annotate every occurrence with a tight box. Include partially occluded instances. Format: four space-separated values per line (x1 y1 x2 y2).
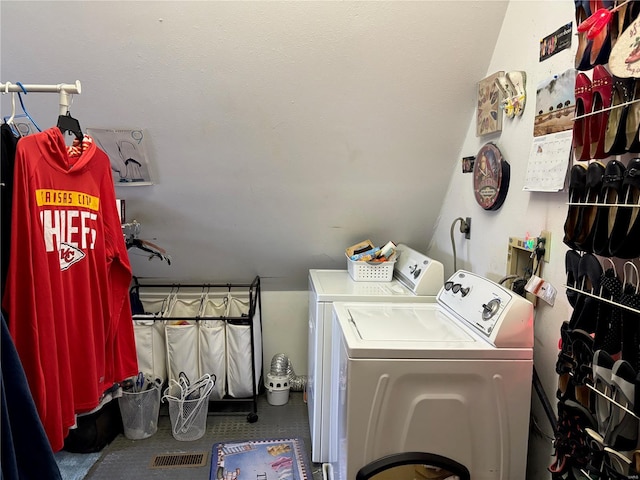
573 98 640 121
564 285 640 315
584 381 640 420
567 202 640 208
1 80 81 116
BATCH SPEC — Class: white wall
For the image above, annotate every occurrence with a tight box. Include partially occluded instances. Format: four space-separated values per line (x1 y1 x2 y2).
1 0 508 291
426 2 574 478
1 2 577 476
261 290 309 380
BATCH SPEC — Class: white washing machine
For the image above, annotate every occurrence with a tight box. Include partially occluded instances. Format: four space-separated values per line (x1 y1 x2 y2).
308 244 443 463
329 270 533 480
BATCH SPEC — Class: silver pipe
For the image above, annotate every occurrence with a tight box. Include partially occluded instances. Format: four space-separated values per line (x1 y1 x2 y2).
270 353 307 391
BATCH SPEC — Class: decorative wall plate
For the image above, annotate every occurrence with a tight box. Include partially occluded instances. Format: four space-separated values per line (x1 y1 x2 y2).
476 71 504 136
473 142 510 211
609 15 640 78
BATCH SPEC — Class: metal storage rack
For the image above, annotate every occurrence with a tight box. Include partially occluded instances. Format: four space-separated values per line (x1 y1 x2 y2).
129 276 262 422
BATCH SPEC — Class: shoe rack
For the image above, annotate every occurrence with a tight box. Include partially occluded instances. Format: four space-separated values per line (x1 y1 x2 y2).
553 2 640 479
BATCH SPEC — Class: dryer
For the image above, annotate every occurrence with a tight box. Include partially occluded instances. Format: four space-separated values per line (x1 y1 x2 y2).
307 244 443 463
329 270 533 480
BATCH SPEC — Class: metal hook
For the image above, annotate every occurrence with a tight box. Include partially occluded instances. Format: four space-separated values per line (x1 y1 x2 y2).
7 92 16 125
623 261 639 295
605 258 617 278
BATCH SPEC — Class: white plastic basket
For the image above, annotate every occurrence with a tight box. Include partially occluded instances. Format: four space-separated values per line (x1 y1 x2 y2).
346 254 396 282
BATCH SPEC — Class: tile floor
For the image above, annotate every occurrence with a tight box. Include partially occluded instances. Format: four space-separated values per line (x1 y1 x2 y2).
61 392 323 480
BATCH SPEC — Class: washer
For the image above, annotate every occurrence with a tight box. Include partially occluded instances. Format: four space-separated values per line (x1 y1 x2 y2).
329 270 533 480
308 244 443 463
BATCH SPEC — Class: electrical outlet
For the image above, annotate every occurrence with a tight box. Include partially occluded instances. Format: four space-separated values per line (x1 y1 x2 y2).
538 230 551 263
464 217 471 239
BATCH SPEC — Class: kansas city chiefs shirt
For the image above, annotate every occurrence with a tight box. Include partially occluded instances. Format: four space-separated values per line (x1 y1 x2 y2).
3 127 138 451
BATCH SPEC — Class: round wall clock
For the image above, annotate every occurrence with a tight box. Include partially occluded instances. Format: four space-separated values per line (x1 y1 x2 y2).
473 142 510 211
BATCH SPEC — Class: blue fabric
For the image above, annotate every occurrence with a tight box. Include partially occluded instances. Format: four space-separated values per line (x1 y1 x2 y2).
1 313 62 480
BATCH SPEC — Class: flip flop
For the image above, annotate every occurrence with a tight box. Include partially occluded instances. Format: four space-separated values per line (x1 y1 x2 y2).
569 253 603 334
570 329 595 408
557 321 576 401
619 278 640 371
593 350 615 434
549 399 597 476
565 250 582 307
604 447 634 479
593 267 623 356
584 427 606 479
605 360 639 451
563 164 588 250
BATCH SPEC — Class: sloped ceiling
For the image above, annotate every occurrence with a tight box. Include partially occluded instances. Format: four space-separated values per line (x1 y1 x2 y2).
1 1 508 290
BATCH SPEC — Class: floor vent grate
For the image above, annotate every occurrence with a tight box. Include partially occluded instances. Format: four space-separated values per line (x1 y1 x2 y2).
149 452 208 469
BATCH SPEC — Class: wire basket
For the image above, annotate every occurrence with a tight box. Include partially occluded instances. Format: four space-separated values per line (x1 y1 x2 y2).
162 373 215 441
118 385 161 440
346 254 396 282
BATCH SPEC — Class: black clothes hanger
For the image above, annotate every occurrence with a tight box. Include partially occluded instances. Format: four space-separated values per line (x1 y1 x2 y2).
126 238 171 265
57 112 83 141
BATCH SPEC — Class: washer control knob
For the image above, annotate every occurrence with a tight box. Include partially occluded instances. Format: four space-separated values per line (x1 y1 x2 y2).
460 287 470 297
481 298 501 320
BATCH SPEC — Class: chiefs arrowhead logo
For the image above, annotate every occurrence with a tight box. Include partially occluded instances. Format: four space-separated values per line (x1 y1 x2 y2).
59 243 86 271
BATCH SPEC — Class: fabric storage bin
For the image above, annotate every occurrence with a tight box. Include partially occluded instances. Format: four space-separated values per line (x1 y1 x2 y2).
164 295 203 385
198 319 226 400
130 287 176 384
226 293 262 398
167 295 203 318
226 321 254 398
133 320 167 383
135 288 176 317
228 295 250 317
165 321 199 386
201 292 229 317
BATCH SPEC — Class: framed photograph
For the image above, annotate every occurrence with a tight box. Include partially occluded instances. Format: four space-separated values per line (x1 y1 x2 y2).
87 128 155 186
476 71 504 137
533 69 575 137
462 156 475 173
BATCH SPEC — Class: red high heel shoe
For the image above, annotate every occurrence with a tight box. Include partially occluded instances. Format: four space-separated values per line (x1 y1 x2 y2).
574 73 593 161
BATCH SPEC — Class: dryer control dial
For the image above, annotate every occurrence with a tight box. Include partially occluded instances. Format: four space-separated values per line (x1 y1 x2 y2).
482 298 501 320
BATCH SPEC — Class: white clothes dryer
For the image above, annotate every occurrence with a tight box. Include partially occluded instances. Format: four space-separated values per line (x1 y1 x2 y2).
329 270 534 480
307 244 443 463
